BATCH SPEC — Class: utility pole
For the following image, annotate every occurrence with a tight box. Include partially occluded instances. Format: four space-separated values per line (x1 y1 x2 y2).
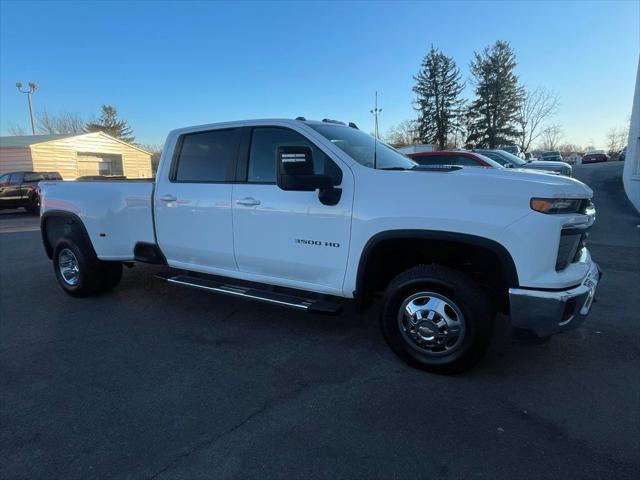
16 81 38 135
370 91 382 139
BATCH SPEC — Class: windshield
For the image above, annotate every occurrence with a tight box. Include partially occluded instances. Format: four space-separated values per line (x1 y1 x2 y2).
308 124 417 170
483 150 526 167
474 154 506 169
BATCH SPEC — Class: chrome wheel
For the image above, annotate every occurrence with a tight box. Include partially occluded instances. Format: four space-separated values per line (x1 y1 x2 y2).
58 248 80 286
397 292 466 356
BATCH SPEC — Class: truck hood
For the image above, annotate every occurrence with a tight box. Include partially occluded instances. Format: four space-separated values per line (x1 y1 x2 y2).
453 166 592 198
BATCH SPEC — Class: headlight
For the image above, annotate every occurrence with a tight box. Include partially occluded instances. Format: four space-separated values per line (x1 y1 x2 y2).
530 198 582 214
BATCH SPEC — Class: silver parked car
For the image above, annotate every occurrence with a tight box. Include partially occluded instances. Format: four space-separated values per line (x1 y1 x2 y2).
476 149 573 176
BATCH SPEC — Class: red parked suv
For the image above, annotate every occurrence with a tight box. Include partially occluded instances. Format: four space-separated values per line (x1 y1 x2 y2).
406 150 504 169
581 151 609 164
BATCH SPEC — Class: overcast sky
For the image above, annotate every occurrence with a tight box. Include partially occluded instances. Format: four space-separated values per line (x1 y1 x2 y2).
1 0 638 148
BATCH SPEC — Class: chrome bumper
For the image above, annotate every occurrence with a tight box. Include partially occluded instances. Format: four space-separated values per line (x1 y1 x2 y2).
508 261 601 338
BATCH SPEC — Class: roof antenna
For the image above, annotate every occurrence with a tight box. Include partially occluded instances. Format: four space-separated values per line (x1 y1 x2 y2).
370 91 382 169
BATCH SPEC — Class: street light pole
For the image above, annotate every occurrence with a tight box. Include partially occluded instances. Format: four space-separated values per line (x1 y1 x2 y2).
370 91 382 140
16 81 38 135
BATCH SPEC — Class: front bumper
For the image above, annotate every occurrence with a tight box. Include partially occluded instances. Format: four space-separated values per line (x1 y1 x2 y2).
508 260 601 337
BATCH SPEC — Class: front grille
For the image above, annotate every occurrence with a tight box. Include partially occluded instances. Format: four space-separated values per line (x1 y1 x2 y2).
556 232 589 271
556 233 583 270
556 200 593 271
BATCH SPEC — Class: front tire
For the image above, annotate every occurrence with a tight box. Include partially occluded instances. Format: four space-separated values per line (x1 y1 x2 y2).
381 265 494 374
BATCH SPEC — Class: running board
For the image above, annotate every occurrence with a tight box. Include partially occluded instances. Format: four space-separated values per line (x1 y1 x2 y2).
155 272 342 314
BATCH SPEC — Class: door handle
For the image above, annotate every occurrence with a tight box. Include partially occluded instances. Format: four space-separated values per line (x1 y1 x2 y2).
159 194 177 202
236 197 261 206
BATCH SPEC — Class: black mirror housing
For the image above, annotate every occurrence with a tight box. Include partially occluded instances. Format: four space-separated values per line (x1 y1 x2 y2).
276 145 342 205
277 146 325 191
278 146 314 176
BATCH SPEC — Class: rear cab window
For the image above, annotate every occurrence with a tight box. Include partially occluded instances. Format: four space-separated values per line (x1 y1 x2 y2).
173 129 241 182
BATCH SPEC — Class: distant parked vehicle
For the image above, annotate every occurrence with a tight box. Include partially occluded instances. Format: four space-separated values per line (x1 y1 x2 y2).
0 171 62 214
582 151 609 164
406 151 504 169
618 147 627 161
397 144 434 155
498 145 522 157
540 151 563 162
476 149 572 176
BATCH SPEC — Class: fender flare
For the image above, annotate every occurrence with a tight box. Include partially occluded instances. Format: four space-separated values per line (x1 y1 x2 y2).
354 229 520 304
40 211 96 260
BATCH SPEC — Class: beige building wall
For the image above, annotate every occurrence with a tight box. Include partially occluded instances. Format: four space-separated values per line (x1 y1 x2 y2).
28 132 152 180
0 147 34 174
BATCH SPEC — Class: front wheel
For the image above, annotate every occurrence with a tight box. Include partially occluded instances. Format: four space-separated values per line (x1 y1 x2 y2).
381 265 495 374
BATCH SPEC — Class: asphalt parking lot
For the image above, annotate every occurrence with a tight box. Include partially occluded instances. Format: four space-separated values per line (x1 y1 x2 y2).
1 161 639 479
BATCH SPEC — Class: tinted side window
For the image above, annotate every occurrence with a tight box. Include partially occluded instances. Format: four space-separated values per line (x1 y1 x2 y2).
174 129 240 182
0 174 9 184
414 156 449 166
248 127 342 184
8 173 22 184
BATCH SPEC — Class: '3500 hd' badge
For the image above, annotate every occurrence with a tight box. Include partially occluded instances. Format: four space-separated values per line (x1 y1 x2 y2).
295 239 340 248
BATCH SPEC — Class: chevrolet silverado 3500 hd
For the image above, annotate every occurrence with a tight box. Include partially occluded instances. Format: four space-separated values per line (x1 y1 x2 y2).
39 118 600 373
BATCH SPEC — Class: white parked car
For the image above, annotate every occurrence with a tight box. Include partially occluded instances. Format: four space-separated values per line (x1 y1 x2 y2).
39 118 600 373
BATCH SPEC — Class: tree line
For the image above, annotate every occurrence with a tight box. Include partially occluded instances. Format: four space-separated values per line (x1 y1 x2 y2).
10 104 136 144
387 40 562 153
387 40 630 156
9 104 163 165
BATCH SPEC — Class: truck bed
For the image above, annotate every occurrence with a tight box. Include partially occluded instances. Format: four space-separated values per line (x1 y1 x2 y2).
40 180 156 260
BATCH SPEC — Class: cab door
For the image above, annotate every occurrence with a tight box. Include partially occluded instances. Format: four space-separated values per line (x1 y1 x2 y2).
154 128 241 273
231 126 353 293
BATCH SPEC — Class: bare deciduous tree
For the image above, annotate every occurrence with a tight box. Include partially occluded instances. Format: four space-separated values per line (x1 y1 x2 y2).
540 124 563 151
140 143 163 174
38 109 86 134
384 120 418 147
8 123 27 136
605 126 629 155
558 143 584 155
516 87 560 153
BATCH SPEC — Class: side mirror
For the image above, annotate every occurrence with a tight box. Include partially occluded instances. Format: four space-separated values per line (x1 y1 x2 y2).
276 146 341 205
276 146 329 191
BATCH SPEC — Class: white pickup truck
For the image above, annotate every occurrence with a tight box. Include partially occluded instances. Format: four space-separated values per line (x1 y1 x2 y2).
39 118 600 373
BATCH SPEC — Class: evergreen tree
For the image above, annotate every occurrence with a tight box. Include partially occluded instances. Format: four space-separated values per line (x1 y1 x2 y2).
466 41 524 148
86 105 135 143
413 46 465 149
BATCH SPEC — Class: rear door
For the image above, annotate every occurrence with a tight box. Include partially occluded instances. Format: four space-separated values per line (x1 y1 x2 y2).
154 128 241 273
231 126 353 293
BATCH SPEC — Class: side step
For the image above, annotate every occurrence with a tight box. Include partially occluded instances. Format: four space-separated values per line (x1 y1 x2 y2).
155 272 342 314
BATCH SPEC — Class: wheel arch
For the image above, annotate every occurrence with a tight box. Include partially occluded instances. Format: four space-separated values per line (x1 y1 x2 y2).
41 211 97 260
354 230 519 313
